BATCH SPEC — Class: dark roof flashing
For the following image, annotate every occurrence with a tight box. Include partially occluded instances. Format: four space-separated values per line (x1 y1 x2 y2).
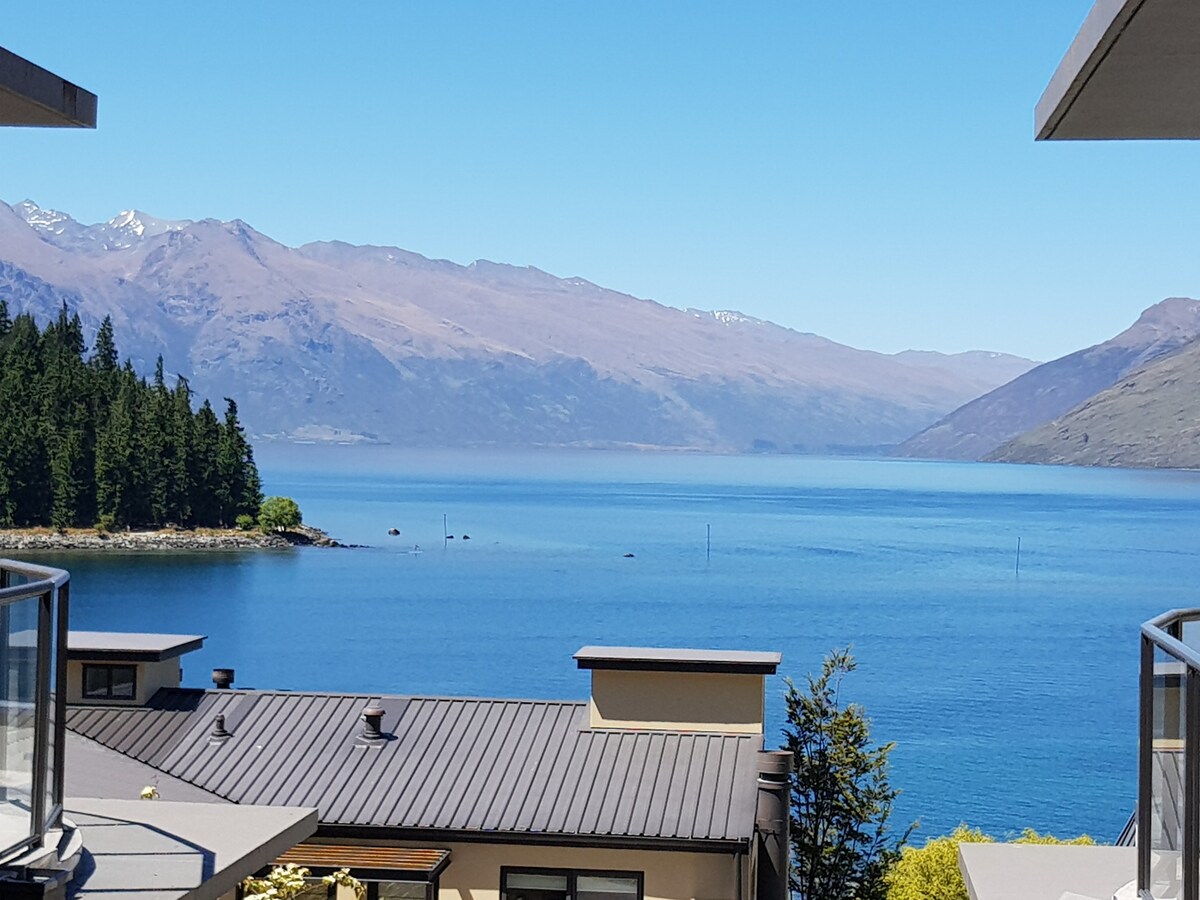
574 646 781 675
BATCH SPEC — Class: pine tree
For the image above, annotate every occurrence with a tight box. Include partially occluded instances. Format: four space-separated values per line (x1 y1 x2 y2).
785 649 913 900
166 376 194 524
89 315 118 374
95 375 137 527
1 315 50 524
0 310 261 531
190 400 222 526
217 399 247 526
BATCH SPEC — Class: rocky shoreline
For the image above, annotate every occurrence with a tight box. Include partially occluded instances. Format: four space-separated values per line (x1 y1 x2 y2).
0 524 350 552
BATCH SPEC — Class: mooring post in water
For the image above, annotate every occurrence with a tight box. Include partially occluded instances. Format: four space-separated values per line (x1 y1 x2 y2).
707 524 711 562
1015 536 1021 576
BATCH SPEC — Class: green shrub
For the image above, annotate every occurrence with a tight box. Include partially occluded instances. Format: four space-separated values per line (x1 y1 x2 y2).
884 825 1094 900
95 514 116 533
258 496 302 533
884 825 991 900
234 514 256 531
1012 828 1094 845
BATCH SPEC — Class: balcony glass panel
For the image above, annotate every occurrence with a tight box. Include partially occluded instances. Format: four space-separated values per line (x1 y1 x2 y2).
1150 646 1186 899
0 595 38 854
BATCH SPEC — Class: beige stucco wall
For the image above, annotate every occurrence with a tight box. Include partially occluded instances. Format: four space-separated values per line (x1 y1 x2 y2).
589 670 764 734
367 839 746 900
66 657 182 705
297 839 746 900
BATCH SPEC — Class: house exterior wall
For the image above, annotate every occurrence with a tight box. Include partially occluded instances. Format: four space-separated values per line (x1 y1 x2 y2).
66 658 183 705
589 670 765 734
396 840 745 900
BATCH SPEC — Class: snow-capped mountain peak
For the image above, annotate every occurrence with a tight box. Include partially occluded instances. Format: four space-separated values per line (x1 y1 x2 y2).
104 209 190 245
14 200 78 235
13 201 191 251
707 309 767 327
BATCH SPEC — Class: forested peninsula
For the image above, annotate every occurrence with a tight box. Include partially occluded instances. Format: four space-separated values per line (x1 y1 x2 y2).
0 301 265 536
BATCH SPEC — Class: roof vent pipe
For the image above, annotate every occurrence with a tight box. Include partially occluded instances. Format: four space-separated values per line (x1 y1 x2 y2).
210 714 230 741
755 750 792 900
212 668 234 689
361 706 386 742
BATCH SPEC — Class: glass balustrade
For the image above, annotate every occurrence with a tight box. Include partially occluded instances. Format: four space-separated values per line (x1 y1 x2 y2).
0 560 69 866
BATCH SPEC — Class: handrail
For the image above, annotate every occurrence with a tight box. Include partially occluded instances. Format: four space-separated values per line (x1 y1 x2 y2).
1143 623 1200 672
0 559 70 588
1139 608 1200 900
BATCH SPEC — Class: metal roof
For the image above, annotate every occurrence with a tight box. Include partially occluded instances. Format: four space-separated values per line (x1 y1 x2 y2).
0 46 97 128
1037 0 1200 139
68 631 206 662
574 646 781 675
66 688 762 848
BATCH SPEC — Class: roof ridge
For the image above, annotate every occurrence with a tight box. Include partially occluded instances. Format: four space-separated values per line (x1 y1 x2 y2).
154 687 590 706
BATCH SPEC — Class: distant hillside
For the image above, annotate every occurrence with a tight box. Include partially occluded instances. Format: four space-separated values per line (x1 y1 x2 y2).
894 298 1200 461
0 199 1034 452
987 339 1200 468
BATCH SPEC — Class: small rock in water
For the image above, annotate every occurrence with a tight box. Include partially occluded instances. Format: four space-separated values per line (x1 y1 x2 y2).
623 552 635 558
387 528 400 536
462 534 471 540
446 535 455 540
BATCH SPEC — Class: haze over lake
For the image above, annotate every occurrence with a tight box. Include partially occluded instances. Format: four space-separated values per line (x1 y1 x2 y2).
41 447 1200 840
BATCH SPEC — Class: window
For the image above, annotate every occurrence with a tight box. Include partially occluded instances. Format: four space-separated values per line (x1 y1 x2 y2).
82 664 136 700
374 883 429 899
293 882 332 900
501 868 642 900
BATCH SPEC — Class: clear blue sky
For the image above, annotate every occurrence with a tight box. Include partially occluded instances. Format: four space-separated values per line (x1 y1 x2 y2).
4 3 1198 361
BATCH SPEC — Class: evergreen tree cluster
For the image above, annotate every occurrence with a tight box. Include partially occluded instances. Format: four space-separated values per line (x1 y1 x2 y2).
0 302 263 530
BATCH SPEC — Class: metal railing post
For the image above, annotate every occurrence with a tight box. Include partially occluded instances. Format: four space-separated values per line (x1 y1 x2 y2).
29 588 53 837
1189 667 1200 900
1141 634 1154 896
51 581 69 828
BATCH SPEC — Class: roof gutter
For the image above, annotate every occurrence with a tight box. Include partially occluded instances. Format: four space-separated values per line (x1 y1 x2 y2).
316 824 754 856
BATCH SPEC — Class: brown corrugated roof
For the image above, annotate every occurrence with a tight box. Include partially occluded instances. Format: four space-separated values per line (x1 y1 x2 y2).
66 689 760 847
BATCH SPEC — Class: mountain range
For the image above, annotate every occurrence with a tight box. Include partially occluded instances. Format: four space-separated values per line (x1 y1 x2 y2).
896 297 1200 468
0 200 1034 452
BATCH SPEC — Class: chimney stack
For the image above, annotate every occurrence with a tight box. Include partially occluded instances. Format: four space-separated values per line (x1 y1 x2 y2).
755 750 792 900
212 668 235 689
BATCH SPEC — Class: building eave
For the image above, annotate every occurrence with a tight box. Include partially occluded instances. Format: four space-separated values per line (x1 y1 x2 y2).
1036 0 1200 140
0 46 97 128
316 823 753 855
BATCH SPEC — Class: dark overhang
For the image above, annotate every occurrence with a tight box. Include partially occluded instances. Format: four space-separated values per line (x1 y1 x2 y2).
1037 0 1200 139
574 646 781 675
0 45 97 128
68 631 206 663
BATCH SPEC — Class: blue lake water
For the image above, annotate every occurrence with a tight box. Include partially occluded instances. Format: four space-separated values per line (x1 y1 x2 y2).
31 447 1200 842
